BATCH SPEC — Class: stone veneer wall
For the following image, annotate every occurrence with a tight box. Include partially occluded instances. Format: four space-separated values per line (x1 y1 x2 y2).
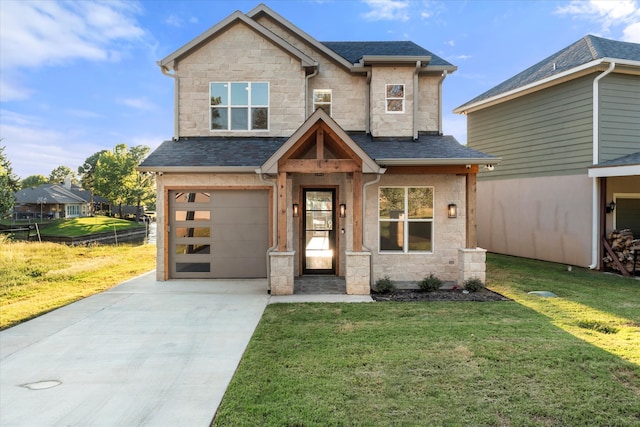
269 251 295 295
458 248 487 285
175 23 306 137
364 173 467 284
345 251 371 294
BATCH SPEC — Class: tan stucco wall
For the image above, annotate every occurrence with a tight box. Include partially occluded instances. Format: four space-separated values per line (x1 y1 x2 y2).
175 22 306 137
364 174 467 284
476 174 593 267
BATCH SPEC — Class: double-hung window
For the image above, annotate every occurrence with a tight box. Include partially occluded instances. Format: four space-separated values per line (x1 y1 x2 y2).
210 82 269 131
313 89 332 115
386 84 404 113
379 187 434 252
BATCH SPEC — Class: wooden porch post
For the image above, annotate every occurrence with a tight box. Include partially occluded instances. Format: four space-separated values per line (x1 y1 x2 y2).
352 171 363 252
466 173 477 248
277 171 287 252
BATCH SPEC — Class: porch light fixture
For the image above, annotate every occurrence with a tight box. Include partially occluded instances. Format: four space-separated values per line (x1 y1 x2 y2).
339 203 346 218
606 201 616 214
292 203 299 217
448 203 457 218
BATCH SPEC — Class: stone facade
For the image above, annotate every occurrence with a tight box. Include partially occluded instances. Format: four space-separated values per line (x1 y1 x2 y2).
458 248 487 285
345 251 371 294
269 251 295 295
365 173 467 284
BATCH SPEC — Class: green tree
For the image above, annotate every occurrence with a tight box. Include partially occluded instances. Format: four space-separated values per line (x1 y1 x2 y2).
0 146 20 215
94 144 153 219
49 165 78 186
21 174 48 189
78 150 108 215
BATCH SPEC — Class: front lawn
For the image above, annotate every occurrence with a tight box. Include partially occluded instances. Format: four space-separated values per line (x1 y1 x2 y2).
38 215 144 237
213 254 640 426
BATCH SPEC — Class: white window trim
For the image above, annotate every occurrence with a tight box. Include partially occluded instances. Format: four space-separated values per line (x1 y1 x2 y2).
612 192 640 231
313 89 332 116
209 82 269 131
385 84 405 114
378 186 434 254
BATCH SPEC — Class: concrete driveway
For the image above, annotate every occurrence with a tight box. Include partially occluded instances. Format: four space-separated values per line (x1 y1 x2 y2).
0 271 270 427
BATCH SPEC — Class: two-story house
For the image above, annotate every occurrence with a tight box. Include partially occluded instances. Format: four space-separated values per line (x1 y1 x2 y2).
454 35 640 272
139 3 498 294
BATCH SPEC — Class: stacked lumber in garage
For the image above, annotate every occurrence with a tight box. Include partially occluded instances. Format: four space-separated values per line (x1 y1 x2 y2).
603 229 640 275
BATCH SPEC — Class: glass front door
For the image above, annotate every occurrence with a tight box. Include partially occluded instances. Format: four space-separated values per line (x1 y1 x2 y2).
303 189 336 274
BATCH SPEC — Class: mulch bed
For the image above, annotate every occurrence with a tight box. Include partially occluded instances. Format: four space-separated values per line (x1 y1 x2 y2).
371 288 511 302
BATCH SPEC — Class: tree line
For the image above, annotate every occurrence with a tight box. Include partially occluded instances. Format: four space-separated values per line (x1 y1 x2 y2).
0 143 155 220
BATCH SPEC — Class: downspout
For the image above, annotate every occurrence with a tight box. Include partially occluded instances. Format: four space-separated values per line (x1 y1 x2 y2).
362 170 386 282
413 61 420 140
589 61 615 269
366 70 372 134
159 64 179 140
437 70 448 134
305 67 318 118
259 173 278 293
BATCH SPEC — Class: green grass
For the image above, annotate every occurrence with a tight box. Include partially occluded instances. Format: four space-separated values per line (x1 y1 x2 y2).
38 215 144 237
214 254 640 426
0 238 156 329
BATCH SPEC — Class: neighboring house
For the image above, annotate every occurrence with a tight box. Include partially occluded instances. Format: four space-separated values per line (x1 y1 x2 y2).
139 3 498 294
14 183 91 219
454 35 640 270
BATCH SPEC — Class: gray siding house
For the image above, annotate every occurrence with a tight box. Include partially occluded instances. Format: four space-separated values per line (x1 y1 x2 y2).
139 4 498 294
454 35 640 270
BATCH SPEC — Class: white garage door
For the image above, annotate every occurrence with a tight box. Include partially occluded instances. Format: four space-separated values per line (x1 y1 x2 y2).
169 190 269 278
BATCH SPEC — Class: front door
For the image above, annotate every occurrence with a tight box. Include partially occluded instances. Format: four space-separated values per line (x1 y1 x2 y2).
303 189 336 274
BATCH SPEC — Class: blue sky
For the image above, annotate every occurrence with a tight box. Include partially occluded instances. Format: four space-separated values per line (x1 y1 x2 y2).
1 0 639 179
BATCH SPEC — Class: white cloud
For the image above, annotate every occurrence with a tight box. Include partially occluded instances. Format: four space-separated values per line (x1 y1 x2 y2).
0 0 145 70
0 78 33 102
117 98 156 111
623 21 640 41
555 0 640 41
362 0 410 22
165 14 184 27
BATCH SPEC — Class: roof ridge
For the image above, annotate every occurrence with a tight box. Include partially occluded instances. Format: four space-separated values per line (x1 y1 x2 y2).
584 34 600 60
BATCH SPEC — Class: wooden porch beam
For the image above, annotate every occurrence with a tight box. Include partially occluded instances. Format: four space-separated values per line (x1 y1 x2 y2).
466 173 477 248
352 171 363 252
279 159 361 173
316 127 324 160
277 171 287 252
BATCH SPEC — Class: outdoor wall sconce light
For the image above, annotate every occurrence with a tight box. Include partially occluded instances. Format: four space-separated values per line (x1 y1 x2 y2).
339 203 347 218
448 203 457 218
605 201 616 214
292 203 299 217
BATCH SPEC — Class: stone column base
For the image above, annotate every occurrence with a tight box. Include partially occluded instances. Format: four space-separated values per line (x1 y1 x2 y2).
458 247 487 286
346 251 371 295
269 251 295 295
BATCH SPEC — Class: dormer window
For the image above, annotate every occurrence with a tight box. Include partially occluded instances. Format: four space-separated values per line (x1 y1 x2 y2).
210 82 269 131
313 89 332 115
386 84 404 113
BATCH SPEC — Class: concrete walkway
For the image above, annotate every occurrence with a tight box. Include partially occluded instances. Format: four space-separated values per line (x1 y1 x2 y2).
0 272 372 427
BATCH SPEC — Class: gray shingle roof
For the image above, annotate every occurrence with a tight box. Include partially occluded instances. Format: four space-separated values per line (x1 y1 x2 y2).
139 134 497 170
15 184 87 204
322 41 454 67
350 133 498 161
456 35 640 111
139 137 288 168
592 151 640 168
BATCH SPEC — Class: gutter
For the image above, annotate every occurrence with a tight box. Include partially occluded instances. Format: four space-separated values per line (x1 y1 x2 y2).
374 158 501 166
366 70 372 134
413 61 420 140
137 166 259 173
305 67 319 117
437 71 448 134
259 173 278 293
159 64 179 140
589 61 616 270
